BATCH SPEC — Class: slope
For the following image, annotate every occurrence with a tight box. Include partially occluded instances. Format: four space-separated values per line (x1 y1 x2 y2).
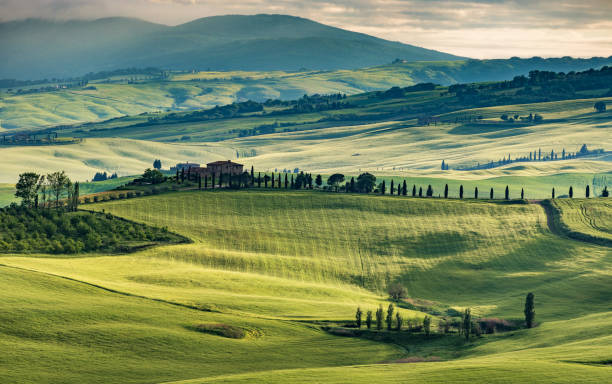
0 15 462 80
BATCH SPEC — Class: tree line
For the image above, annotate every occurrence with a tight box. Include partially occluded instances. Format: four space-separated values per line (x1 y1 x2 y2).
353 291 536 340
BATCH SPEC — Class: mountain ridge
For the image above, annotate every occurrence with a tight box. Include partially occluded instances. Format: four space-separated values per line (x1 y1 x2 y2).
0 14 464 79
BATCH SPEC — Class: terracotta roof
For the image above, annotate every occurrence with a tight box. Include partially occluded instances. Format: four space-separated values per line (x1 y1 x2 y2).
207 160 243 166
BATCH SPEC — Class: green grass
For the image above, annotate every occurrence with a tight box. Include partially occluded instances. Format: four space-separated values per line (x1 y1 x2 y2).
548 198 612 245
0 189 610 383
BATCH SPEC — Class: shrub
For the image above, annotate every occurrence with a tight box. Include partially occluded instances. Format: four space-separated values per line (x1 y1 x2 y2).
193 323 246 339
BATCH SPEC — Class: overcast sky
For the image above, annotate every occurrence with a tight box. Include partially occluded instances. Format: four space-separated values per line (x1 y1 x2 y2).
1 0 611 58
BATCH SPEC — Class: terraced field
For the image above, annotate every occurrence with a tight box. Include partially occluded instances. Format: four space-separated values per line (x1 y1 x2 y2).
1 190 610 383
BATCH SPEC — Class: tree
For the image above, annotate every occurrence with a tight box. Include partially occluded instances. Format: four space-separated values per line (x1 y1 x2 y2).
285 173 289 189
212 173 216 189
390 180 394 195
551 188 555 199
459 185 464 199
271 172 275 188
474 187 479 199
402 180 407 196
521 188 525 200
462 308 472 341
264 174 270 188
355 307 363 328
396 313 403 331
441 160 446 170
505 185 509 200
388 283 408 301
412 185 416 197
47 171 70 208
366 310 373 329
69 182 80 212
350 177 355 192
586 185 590 198
380 180 386 195
251 166 255 186
386 303 395 330
153 159 162 170
356 173 376 193
327 173 345 191
490 187 494 199
315 174 322 188
444 184 449 198
569 186 573 198
423 316 431 336
602 186 609 197
524 292 535 329
594 101 606 112
426 185 433 197
15 172 42 208
418 187 422 197
142 168 165 184
376 306 384 330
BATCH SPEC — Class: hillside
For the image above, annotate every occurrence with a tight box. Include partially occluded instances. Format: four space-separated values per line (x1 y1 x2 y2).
2 56 612 130
0 15 462 80
1 191 610 383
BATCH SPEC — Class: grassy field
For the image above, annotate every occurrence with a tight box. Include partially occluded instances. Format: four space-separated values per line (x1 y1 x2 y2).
0 190 610 383
1 98 610 186
547 198 612 245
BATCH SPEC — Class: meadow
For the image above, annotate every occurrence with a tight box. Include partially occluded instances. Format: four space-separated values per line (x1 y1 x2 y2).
1 190 610 383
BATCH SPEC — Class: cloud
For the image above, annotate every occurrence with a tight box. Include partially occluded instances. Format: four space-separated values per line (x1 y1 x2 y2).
1 0 611 58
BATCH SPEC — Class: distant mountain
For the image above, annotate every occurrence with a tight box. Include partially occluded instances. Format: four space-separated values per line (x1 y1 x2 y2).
0 14 464 79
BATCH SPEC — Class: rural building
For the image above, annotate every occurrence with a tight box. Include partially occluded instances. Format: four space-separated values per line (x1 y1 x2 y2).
192 160 244 177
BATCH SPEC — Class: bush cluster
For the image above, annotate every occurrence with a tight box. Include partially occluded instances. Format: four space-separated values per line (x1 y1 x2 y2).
0 206 182 254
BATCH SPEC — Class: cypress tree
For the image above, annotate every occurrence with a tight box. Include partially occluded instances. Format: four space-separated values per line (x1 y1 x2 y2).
386 303 394 330
356 307 363 328
459 185 464 199
569 186 573 198
462 309 471 341
366 310 373 329
271 172 275 188
257 172 261 188
350 177 355 192
586 185 590 198
251 166 255 186
505 185 509 200
219 173 223 188
212 173 216 189
521 188 524 200
490 187 494 199
381 180 386 195
176 169 179 184
423 316 431 336
418 187 423 197
181 168 185 183
395 313 403 331
390 180 394 195
278 174 281 188
204 175 208 189
444 184 448 198
552 188 555 199
402 180 407 196
376 306 384 330
285 173 289 189
474 187 479 199
412 185 416 197
426 184 433 197
524 293 535 329
291 175 294 189
198 174 202 190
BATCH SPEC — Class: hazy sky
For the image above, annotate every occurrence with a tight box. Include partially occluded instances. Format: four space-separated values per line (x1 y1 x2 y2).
2 0 611 58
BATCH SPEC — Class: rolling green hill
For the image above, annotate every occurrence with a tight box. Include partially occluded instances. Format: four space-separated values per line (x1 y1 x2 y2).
2 56 612 130
1 191 610 383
